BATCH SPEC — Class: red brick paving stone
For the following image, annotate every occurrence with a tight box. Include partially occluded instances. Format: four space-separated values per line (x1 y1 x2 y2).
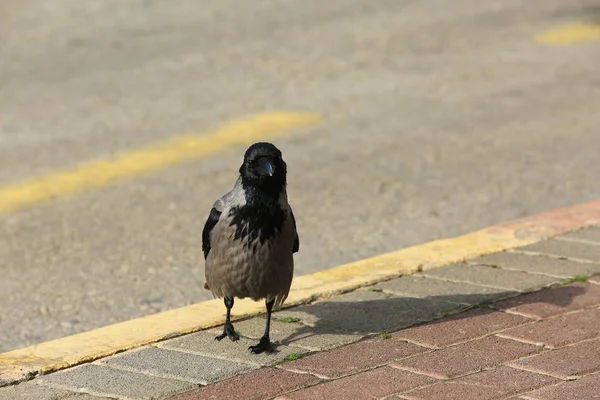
391 336 542 379
521 371 600 399
493 282 600 319
400 366 560 400
171 367 320 400
277 366 438 400
281 338 427 379
394 308 533 348
507 337 600 380
497 307 600 348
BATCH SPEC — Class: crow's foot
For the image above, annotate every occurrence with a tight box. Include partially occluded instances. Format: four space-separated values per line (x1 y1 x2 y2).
248 336 273 354
215 322 239 342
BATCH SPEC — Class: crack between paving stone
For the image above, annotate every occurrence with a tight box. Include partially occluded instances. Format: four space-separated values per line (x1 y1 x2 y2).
282 336 368 352
66 392 121 400
373 287 478 307
499 302 600 320
426 267 564 295
418 274 531 292
497 388 546 400
388 364 449 380
554 236 600 247
34 379 131 400
264 373 330 400
509 249 600 265
276 358 415 382
392 338 440 350
503 362 575 381
500 309 545 319
544 336 600 348
494 332 547 347
93 360 206 386
507 249 600 266
274 365 332 380
153 343 268 367
465 260 575 280
504 304 600 324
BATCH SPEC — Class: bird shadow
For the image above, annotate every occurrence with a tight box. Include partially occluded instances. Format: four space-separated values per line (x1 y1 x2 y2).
262 282 588 350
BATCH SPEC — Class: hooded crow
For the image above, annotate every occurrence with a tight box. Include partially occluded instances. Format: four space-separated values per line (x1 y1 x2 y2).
202 142 299 354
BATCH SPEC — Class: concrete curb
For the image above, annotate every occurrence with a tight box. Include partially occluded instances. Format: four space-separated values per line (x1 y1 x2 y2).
2 199 600 386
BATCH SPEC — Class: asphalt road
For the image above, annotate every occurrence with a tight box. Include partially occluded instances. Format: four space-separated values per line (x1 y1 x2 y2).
2 0 600 352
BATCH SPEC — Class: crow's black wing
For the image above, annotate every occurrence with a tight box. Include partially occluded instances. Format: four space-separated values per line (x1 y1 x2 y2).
202 207 222 260
290 208 299 253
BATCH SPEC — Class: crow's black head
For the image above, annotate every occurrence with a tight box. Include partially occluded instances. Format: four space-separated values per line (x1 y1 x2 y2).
239 142 287 193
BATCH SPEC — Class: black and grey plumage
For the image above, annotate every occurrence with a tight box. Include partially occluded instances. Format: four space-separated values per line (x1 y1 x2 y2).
201 142 299 354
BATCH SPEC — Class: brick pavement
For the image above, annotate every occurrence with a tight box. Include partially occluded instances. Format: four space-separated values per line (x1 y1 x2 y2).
2 226 600 399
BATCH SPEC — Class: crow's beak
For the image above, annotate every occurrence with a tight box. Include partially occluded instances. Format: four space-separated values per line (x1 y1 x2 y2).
265 160 274 176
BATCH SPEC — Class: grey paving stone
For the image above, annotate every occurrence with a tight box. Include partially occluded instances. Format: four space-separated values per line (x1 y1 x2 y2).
470 251 600 278
38 364 195 400
371 275 518 305
559 226 600 244
100 346 255 385
422 263 560 292
0 382 78 400
517 239 600 263
158 329 310 366
232 315 364 351
272 289 466 334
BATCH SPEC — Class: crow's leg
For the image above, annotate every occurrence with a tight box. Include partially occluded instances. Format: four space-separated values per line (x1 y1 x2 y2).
215 296 239 342
249 298 275 354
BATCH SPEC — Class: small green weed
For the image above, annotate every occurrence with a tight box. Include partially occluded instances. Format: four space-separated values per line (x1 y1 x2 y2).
285 353 303 361
277 316 301 323
379 331 392 339
561 275 588 285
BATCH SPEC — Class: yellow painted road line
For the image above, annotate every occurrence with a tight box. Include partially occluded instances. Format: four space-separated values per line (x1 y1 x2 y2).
0 111 321 216
2 199 600 385
534 22 600 45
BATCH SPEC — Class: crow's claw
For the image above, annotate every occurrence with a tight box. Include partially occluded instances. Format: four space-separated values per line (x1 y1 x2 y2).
248 336 273 354
215 322 239 342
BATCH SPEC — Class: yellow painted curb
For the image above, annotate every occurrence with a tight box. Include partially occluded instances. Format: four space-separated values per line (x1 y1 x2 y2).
2 199 600 385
